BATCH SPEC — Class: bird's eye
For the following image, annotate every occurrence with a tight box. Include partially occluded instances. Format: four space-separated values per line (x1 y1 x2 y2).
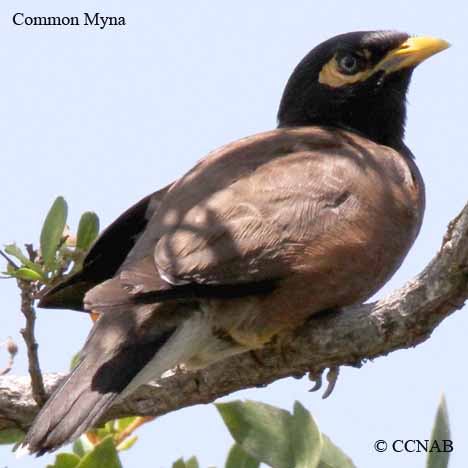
337 54 361 75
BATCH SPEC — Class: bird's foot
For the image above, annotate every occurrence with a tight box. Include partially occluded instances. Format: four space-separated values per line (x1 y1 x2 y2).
272 331 297 365
308 366 340 399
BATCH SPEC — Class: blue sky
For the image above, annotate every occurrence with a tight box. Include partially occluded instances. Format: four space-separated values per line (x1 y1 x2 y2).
0 1 466 467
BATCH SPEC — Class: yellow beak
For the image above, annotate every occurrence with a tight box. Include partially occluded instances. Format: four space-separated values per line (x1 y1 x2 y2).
378 36 450 73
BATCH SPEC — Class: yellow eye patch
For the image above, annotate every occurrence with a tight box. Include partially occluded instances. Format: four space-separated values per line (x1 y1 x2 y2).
318 37 449 89
318 56 371 88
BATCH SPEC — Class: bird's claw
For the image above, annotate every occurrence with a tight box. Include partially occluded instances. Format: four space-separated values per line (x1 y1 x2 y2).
308 366 340 398
322 366 339 399
308 371 322 392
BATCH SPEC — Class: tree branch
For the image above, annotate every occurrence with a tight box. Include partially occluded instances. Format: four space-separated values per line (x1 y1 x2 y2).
18 279 47 407
0 202 467 434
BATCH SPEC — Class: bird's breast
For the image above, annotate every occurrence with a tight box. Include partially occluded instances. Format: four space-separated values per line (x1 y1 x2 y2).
204 131 425 347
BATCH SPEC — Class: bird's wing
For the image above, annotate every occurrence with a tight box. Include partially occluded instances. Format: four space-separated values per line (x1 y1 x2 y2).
117 127 367 297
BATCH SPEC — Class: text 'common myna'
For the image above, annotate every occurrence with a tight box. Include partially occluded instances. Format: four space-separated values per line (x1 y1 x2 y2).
23 30 449 454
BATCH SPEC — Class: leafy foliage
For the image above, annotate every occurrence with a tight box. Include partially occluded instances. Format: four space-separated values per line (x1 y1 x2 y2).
225 444 260 468
426 395 451 468
44 414 145 468
0 428 25 445
76 212 100 253
46 453 81 468
217 400 355 468
1 196 99 288
318 435 356 468
172 456 201 468
40 196 68 270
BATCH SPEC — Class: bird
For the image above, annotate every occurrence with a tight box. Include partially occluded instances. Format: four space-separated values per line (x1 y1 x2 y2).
23 30 449 454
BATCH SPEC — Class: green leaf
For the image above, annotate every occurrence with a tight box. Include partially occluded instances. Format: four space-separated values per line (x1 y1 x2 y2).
94 426 113 440
4 244 27 262
289 401 321 468
105 421 116 434
76 212 100 252
225 444 260 468
116 435 137 452
217 400 294 468
73 434 95 457
426 395 451 468
171 457 199 468
73 439 85 458
186 456 200 468
0 427 24 445
172 459 187 468
47 452 81 468
70 352 81 371
318 435 356 468
4 244 43 274
76 436 122 468
115 416 138 433
40 196 68 269
11 267 44 282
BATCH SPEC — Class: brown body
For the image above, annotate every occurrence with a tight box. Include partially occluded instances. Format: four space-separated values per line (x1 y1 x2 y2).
107 127 424 349
72 125 426 370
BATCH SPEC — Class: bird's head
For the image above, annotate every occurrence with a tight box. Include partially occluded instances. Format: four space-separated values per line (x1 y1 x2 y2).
277 31 449 152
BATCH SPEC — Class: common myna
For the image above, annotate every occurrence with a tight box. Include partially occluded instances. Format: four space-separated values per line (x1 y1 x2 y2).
23 30 449 454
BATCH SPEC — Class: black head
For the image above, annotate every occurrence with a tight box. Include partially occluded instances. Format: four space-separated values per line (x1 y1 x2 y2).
278 31 449 151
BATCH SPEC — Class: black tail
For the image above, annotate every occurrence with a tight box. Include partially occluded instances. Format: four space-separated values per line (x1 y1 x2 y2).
23 359 119 455
23 307 174 455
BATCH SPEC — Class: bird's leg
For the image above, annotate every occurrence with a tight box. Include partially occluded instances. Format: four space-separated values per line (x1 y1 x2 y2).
248 330 295 368
273 330 297 365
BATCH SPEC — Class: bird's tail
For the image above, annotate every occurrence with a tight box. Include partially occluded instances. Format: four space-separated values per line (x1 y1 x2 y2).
22 303 175 455
23 271 247 455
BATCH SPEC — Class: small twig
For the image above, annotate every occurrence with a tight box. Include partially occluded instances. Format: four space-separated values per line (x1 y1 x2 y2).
0 249 19 270
25 244 37 263
83 415 155 448
114 416 155 446
84 431 101 446
0 337 18 376
18 279 46 406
